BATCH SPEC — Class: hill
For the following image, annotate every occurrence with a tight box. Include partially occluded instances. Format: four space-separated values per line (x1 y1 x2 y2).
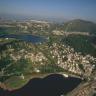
62 19 96 34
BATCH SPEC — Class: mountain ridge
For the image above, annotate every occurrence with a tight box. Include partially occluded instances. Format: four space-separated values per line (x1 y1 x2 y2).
62 19 96 34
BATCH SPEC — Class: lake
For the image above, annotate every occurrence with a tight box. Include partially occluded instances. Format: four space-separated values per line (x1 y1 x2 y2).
0 34 46 43
0 74 82 96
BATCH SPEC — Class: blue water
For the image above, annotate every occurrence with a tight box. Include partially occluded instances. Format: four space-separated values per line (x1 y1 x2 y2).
0 34 46 43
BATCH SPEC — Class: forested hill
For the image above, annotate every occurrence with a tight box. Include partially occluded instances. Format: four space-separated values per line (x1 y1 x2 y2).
62 19 96 34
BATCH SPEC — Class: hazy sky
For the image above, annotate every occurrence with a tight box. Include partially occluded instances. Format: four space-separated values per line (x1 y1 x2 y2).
0 0 96 21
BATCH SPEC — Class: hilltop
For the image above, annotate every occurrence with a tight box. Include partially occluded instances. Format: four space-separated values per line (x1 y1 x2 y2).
60 19 96 34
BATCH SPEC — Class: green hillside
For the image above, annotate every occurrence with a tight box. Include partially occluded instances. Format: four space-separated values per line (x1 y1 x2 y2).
62 35 96 57
62 19 96 34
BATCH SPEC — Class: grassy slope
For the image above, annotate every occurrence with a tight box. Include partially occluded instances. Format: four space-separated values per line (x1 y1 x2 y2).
62 35 96 57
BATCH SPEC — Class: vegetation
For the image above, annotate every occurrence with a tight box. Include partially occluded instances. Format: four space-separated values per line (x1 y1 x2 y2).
39 64 65 73
4 76 29 89
62 19 96 34
62 35 96 57
0 27 19 34
0 19 96 92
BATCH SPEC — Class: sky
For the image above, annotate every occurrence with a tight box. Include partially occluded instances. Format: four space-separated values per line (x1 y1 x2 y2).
0 0 96 22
